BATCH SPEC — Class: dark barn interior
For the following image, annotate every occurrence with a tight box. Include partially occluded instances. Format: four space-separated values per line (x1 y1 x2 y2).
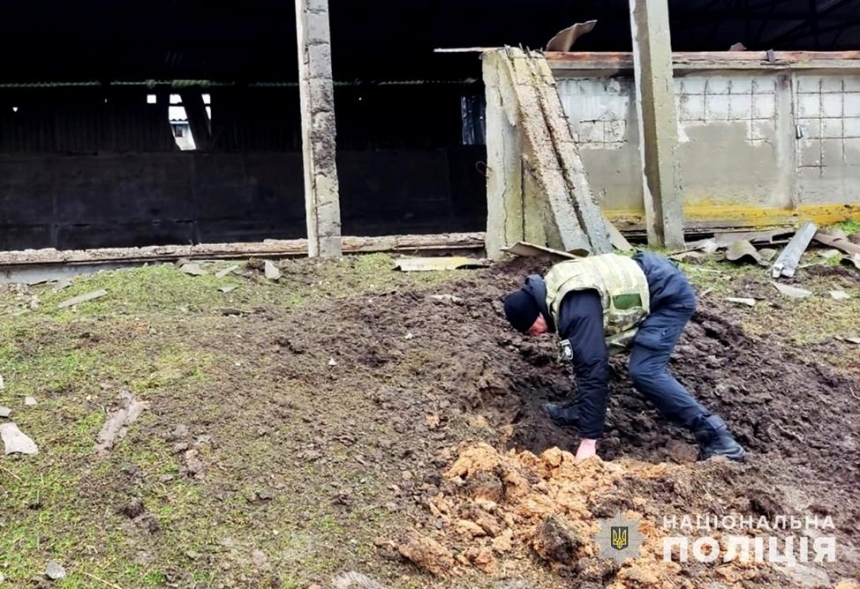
1 0 859 251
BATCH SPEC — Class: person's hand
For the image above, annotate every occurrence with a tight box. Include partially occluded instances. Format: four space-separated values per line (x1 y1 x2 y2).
575 439 597 460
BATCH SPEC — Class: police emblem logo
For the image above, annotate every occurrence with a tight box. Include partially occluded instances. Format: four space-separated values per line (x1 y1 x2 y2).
610 526 629 550
595 512 644 564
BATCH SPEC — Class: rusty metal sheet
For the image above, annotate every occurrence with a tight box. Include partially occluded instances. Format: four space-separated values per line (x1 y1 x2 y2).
545 20 597 53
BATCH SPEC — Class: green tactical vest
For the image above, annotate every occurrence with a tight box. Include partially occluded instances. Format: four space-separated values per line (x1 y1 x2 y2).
543 253 651 356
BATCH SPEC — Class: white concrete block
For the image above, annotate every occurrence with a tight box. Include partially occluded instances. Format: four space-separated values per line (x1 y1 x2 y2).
799 119 821 140
706 77 731 95
843 117 860 138
823 118 843 139
822 94 843 118
679 77 706 96
843 76 860 92
679 93 705 120
844 94 860 117
752 77 777 94
750 121 773 142
844 138 860 164
606 119 627 143
796 76 822 94
731 77 753 95
753 94 776 119
821 76 844 93
577 121 600 144
705 94 730 120
822 139 843 166
799 94 821 118
731 94 753 119
799 142 822 167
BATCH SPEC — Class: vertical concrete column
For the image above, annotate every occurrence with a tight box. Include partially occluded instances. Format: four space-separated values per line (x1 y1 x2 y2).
295 0 341 257
483 51 524 259
629 0 685 248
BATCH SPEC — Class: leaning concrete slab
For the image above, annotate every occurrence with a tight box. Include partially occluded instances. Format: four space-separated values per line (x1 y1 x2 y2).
629 0 684 248
295 0 342 257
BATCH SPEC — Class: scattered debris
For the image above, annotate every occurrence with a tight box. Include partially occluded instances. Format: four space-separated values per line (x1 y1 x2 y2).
0 422 38 455
850 232 860 245
219 308 246 316
24 396 37 406
726 297 756 307
773 283 812 298
57 289 108 310
604 218 634 252
729 42 747 51
772 222 817 278
830 291 851 301
264 261 281 281
52 277 72 291
0 407 10 418
670 251 708 263
215 264 240 278
328 358 338 367
814 230 860 256
94 390 149 455
393 257 489 272
757 248 778 263
180 262 207 276
501 241 585 261
332 571 388 589
841 253 860 270
545 20 597 52
219 285 238 293
726 239 763 265
846 337 860 345
45 561 66 581
0 374 4 390
397 535 455 576
819 249 842 260
429 294 464 305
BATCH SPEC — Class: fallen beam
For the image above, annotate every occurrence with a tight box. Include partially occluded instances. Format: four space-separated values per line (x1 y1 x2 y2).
0 233 486 268
814 231 860 256
771 221 817 278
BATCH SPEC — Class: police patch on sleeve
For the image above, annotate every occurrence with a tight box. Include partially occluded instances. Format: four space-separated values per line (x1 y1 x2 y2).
559 339 574 362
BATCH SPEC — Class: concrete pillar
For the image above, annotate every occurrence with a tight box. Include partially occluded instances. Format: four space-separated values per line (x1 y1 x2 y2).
482 51 524 260
629 0 685 248
295 0 341 257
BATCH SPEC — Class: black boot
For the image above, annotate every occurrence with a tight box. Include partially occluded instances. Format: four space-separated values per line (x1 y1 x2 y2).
692 414 746 462
542 401 580 427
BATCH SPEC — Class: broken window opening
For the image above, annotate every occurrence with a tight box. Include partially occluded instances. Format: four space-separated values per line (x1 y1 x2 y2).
168 92 211 151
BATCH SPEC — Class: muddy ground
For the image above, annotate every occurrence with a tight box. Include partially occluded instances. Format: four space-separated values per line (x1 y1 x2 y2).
0 253 858 588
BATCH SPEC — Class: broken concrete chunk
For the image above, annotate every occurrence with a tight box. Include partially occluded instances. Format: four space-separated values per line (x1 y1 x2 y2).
757 248 778 263
830 290 851 301
215 264 240 278
819 249 842 260
394 257 490 272
726 297 756 307
95 390 149 455
264 261 281 280
0 407 11 418
45 561 66 580
332 571 388 589
53 278 72 291
1 422 38 455
0 374 4 390
219 285 238 294
841 253 860 270
846 337 860 345
24 396 37 406
57 289 108 310
773 222 818 278
850 232 860 245
726 240 762 265
671 251 707 263
180 262 207 276
773 283 812 298
429 294 464 305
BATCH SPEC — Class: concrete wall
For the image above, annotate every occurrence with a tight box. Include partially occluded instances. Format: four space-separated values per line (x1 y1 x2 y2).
0 148 486 251
555 69 860 229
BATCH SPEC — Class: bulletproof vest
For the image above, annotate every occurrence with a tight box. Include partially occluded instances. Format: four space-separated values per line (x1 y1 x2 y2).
543 253 651 355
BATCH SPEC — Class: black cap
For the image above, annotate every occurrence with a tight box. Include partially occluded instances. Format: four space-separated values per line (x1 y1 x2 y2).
503 289 541 333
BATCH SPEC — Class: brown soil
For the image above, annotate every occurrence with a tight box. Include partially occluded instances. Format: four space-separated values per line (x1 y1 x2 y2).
3 254 859 588
203 254 860 587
